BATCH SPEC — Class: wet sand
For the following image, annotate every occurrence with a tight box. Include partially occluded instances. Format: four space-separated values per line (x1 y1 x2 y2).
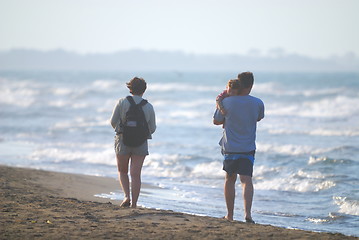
1 165 357 239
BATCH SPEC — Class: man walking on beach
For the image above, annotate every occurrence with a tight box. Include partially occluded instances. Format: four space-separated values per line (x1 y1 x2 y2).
213 72 264 223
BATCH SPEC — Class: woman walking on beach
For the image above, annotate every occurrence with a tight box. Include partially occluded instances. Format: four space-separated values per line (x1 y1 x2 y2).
110 77 156 208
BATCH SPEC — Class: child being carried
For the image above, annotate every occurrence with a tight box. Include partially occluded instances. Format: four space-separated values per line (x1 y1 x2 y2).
216 78 243 116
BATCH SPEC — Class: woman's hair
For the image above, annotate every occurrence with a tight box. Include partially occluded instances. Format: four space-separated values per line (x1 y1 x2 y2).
126 77 147 95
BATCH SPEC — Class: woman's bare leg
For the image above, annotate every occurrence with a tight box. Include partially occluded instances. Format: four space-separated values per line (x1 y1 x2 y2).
129 155 146 208
116 154 131 205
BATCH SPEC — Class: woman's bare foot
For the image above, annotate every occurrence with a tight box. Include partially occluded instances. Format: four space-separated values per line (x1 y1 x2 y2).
120 198 131 207
245 218 255 224
222 216 233 221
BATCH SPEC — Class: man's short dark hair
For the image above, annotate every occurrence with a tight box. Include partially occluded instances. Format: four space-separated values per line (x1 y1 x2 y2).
126 77 147 95
238 72 254 88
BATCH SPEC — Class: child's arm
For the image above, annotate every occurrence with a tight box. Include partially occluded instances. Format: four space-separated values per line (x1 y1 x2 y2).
216 90 229 102
216 100 226 115
216 90 229 115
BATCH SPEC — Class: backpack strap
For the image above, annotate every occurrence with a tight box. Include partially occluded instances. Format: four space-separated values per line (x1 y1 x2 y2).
126 96 148 107
139 99 148 107
126 96 136 106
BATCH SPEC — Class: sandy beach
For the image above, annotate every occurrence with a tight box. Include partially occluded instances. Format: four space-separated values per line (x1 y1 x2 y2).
0 165 357 240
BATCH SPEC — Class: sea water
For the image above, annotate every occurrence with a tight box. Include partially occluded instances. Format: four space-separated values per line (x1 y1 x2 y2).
0 71 358 236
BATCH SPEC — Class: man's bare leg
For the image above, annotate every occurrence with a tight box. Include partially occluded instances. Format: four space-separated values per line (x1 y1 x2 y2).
240 175 254 222
224 173 237 220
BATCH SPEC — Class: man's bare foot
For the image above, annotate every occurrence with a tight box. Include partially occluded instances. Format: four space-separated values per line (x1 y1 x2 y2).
222 216 233 221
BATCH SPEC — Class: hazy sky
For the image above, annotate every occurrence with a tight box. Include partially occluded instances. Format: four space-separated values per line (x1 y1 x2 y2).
1 0 358 58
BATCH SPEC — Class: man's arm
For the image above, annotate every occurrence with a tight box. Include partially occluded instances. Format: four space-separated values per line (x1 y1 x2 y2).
257 101 265 122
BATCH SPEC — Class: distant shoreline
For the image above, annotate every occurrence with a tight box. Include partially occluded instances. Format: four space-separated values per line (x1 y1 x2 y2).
1 165 357 239
1 49 358 72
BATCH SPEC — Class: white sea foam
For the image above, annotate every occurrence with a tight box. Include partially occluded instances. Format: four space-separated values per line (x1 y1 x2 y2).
73 102 90 109
48 100 68 107
143 154 224 179
308 156 330 165
149 83 220 92
267 96 359 118
308 156 353 165
0 79 38 107
306 218 330 223
334 196 359 216
267 129 299 135
144 164 191 178
255 178 336 192
169 110 206 119
191 161 224 178
299 96 359 118
47 99 90 109
257 142 330 156
30 146 115 166
267 128 359 137
37 141 110 149
253 165 282 180
143 153 192 178
175 99 214 108
52 87 72 96
309 129 359 137
97 99 119 113
94 192 118 200
254 82 344 98
295 170 325 179
51 117 109 131
91 79 118 90
254 169 336 192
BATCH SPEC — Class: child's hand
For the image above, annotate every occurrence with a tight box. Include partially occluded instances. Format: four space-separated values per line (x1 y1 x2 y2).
220 108 227 115
216 101 227 115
